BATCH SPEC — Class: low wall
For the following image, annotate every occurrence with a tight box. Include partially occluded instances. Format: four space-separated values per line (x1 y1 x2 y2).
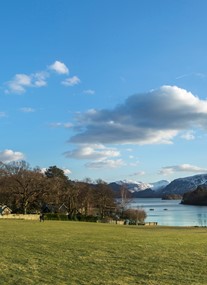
0 214 39 220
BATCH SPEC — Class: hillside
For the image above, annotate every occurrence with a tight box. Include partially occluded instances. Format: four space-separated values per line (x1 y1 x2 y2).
160 174 207 196
110 174 207 199
181 185 207 205
109 180 169 198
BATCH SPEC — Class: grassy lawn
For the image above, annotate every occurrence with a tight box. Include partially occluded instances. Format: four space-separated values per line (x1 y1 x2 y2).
0 220 206 285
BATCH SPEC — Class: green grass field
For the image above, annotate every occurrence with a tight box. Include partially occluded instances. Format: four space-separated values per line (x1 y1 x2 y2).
0 220 206 285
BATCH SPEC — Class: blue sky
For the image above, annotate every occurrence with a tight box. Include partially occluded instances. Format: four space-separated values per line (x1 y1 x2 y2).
1 0 207 183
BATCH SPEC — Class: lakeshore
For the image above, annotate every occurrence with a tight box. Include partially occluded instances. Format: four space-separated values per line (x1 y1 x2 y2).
129 198 207 227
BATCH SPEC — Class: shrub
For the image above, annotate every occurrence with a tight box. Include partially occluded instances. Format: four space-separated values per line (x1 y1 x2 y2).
45 213 68 221
123 208 147 225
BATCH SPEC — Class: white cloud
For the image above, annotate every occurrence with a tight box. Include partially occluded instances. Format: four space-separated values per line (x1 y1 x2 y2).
49 122 73 128
6 72 48 94
63 123 73 128
0 149 25 163
130 171 146 176
33 71 48 87
64 144 120 160
159 164 207 175
85 159 125 169
64 144 124 169
176 72 206 80
83 89 95 95
49 60 69 74
6 74 32 93
4 60 80 93
20 107 35 113
181 130 195 140
5 60 70 94
62 76 81 86
69 85 207 145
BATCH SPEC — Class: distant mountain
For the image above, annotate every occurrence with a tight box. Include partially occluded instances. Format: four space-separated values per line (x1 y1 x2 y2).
110 174 207 199
109 179 169 198
114 179 152 192
160 174 207 196
149 180 169 191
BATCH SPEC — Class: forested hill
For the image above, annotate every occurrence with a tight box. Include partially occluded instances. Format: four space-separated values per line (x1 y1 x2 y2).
181 185 207 206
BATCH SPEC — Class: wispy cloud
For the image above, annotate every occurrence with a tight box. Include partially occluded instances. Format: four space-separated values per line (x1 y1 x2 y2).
62 76 81 86
49 122 73 128
49 60 69 74
85 159 125 169
69 85 207 145
0 149 25 163
20 107 35 113
176 72 206 80
33 72 48 87
6 74 32 93
130 171 146 177
159 164 207 175
83 89 95 95
181 130 195 140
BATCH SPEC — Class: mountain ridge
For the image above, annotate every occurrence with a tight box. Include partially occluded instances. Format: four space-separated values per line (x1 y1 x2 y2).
109 173 207 198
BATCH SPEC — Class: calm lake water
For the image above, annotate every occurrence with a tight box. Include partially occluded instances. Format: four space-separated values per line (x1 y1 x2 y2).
129 198 207 227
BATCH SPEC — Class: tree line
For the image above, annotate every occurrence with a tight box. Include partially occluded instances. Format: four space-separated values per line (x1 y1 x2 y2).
181 185 207 206
0 160 147 223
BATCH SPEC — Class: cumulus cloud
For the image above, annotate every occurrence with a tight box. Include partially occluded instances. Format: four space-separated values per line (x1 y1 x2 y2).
62 76 81 86
5 60 70 93
33 72 48 87
6 74 32 93
69 85 207 145
64 144 120 160
49 60 69 74
6 72 48 94
0 149 25 163
159 164 207 175
64 144 124 169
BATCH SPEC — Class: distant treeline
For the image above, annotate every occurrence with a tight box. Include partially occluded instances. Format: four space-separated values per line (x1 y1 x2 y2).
0 160 147 224
181 185 207 206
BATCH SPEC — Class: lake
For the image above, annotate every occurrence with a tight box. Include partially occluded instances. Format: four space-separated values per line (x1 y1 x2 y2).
128 198 207 227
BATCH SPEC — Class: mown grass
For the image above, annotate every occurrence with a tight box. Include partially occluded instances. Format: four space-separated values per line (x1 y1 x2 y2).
0 220 206 285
